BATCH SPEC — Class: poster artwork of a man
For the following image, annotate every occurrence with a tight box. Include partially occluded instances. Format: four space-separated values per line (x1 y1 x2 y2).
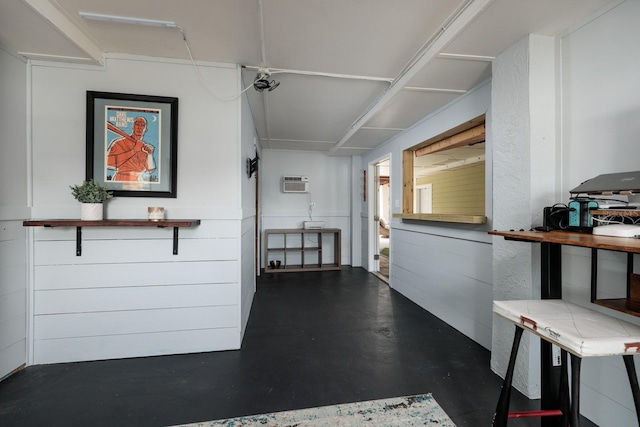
107 117 156 182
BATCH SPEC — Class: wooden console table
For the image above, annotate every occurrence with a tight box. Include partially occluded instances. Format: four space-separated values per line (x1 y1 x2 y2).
264 228 341 273
490 229 640 427
23 219 200 256
490 229 640 316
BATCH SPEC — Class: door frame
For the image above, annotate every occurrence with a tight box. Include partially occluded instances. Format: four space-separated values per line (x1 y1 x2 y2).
415 183 433 214
367 154 391 277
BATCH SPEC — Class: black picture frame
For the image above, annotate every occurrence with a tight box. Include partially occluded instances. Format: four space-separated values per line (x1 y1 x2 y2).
86 91 178 198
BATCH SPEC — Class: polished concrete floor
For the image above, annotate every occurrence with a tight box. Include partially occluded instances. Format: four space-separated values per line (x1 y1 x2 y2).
0 267 595 426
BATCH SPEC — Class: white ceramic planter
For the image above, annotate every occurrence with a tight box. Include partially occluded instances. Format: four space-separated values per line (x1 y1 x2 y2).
80 203 103 220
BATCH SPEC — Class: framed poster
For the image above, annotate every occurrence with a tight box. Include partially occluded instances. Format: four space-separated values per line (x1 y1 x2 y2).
86 91 178 198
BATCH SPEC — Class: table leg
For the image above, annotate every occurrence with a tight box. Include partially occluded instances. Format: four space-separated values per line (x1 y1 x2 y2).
570 355 582 427
559 350 570 427
541 242 563 427
492 326 524 427
623 355 640 426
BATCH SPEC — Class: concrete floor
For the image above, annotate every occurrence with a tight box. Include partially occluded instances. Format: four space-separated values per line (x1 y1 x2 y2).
0 267 596 426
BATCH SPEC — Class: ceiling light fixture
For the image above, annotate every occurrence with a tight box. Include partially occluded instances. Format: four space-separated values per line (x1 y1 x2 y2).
79 12 176 28
253 69 280 92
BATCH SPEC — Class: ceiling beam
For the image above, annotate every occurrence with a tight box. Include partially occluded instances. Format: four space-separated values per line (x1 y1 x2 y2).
329 0 496 155
414 123 485 157
24 0 104 64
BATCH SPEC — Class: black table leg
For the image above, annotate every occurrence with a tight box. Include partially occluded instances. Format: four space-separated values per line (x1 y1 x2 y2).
570 355 582 427
559 350 570 427
623 355 640 426
541 241 563 427
492 326 524 427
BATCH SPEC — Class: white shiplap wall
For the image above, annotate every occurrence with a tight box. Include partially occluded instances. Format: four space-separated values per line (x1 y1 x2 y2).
360 81 493 349
31 221 241 364
240 217 256 336
391 227 493 346
26 55 252 364
0 222 27 376
239 82 258 338
0 47 28 379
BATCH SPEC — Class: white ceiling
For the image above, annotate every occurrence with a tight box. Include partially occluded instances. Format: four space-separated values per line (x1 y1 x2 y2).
0 0 619 157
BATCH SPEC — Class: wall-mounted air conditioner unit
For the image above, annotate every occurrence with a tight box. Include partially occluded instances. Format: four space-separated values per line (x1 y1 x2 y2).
282 176 309 193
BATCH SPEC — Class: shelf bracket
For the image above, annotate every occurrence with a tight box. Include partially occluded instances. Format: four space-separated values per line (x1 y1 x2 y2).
76 226 82 256
173 226 179 255
156 224 180 255
73 225 178 256
24 219 200 257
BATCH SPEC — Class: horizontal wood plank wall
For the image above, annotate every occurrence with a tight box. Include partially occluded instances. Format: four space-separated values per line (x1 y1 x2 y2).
390 228 493 348
0 221 27 378
240 217 256 338
30 220 241 364
416 162 485 215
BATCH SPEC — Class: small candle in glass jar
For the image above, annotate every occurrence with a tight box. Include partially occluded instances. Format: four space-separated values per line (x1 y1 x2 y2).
148 207 165 221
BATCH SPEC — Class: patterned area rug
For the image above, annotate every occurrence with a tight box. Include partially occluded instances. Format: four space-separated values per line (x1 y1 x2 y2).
173 393 456 426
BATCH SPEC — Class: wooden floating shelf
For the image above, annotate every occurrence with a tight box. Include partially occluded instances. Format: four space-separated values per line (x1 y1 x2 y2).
23 219 201 256
23 219 200 227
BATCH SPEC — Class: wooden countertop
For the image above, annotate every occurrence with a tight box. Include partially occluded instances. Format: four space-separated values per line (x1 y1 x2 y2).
489 229 640 253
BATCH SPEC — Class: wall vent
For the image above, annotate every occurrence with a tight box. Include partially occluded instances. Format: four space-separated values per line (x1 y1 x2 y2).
282 176 309 193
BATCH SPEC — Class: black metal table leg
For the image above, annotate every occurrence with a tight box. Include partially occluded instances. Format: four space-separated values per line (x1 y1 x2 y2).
559 350 570 427
541 241 563 300
591 248 598 303
173 226 179 255
493 326 524 427
570 354 582 427
541 241 563 427
623 355 640 426
76 226 82 256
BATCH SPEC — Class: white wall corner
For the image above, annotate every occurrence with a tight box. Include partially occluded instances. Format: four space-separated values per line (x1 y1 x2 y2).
528 34 558 226
491 34 545 398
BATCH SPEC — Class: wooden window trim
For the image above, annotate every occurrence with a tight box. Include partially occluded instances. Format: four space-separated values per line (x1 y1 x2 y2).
394 114 487 225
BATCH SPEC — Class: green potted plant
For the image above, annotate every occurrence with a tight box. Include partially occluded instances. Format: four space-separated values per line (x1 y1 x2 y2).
70 180 113 220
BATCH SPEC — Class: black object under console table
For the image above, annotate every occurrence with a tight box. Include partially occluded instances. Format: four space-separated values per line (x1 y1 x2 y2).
23 219 201 256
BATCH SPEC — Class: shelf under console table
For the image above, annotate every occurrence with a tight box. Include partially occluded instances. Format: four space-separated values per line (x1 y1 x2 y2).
264 228 341 273
23 219 201 256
